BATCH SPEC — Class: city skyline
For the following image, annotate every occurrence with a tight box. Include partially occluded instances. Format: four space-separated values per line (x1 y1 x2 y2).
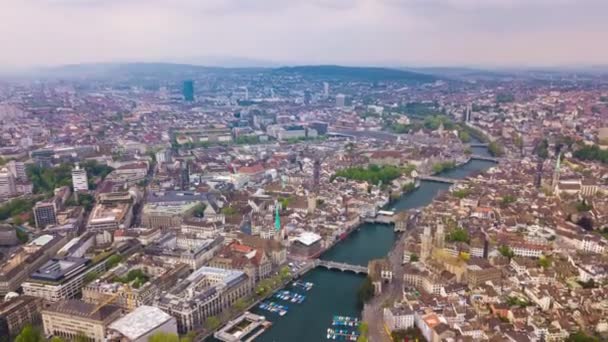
2 0 608 70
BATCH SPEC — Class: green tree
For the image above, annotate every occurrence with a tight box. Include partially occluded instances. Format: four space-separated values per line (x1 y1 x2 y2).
488 141 505 157
49 337 65 342
357 277 375 308
498 245 515 259
204 316 221 331
538 256 551 269
279 266 292 281
447 228 469 243
458 130 471 143
149 332 180 342
566 331 599 342
409 254 419 262
14 325 43 342
501 195 516 207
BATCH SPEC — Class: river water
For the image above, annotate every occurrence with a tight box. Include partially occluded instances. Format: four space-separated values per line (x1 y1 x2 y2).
252 143 495 342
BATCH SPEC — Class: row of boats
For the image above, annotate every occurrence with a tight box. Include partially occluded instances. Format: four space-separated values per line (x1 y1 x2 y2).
326 328 360 341
258 302 289 316
292 280 314 291
332 315 360 327
274 290 306 304
326 316 360 340
258 282 314 317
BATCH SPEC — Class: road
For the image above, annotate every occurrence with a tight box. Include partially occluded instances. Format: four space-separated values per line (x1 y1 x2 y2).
330 129 400 142
363 229 408 342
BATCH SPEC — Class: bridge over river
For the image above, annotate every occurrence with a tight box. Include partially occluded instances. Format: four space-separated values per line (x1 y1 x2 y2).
314 259 368 275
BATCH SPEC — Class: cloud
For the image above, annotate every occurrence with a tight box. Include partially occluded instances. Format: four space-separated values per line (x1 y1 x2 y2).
1 0 607 68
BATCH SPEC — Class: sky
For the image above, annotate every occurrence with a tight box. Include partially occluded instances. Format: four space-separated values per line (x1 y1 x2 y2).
1 0 607 69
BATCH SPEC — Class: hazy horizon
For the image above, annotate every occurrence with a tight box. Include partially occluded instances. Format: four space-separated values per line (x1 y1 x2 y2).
2 0 608 70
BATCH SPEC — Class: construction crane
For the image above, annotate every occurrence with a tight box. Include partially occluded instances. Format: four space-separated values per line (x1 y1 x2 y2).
90 285 134 314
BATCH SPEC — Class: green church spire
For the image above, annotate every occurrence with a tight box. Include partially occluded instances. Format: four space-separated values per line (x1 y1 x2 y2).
275 202 281 231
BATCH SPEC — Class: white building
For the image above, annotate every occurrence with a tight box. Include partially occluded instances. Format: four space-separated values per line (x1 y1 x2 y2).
7 160 26 181
0 167 17 198
71 164 89 192
155 149 172 164
335 94 346 108
383 306 415 331
107 306 177 342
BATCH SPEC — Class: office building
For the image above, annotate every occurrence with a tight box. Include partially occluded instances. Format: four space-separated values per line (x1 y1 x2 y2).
323 82 329 98
0 234 67 296
7 160 26 181
34 201 59 228
155 149 172 164
83 258 189 311
0 224 18 246
107 306 177 342
141 202 199 229
335 94 346 108
87 192 134 233
22 255 111 301
33 187 71 229
72 163 89 192
0 296 44 338
183 80 194 101
30 148 54 168
42 300 122 342
0 168 17 199
157 267 254 333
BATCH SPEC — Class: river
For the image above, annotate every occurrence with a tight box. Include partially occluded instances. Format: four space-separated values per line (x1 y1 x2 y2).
251 145 496 342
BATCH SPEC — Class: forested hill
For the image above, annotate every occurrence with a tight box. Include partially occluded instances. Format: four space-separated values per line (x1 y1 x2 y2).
273 65 437 83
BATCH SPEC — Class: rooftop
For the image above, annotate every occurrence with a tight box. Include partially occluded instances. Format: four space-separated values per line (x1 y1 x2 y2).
109 306 174 340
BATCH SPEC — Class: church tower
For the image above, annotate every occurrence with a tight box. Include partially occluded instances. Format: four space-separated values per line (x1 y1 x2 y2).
421 226 433 261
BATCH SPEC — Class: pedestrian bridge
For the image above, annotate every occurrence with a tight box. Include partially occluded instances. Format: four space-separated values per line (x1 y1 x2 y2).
468 143 489 147
315 259 368 275
470 154 500 163
418 175 459 184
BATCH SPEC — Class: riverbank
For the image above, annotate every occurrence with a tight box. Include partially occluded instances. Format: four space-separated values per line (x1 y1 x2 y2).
247 158 496 342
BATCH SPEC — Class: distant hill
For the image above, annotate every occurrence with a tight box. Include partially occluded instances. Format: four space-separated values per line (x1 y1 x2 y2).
273 65 437 83
30 62 267 79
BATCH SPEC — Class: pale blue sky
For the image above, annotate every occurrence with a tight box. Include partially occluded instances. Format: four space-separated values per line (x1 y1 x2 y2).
1 0 607 68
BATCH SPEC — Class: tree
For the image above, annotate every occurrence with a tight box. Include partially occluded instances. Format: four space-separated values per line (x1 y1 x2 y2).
501 195 516 207
357 277 375 308
49 338 65 342
488 141 505 157
14 325 43 342
566 331 600 342
409 254 419 262
498 245 515 259
149 332 180 342
577 216 594 231
358 322 369 336
233 298 249 312
534 139 549 159
279 266 292 281
458 130 471 143
538 256 551 269
204 316 221 331
447 228 469 243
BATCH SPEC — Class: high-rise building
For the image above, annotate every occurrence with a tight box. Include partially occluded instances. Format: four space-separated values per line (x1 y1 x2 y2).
182 80 194 101
434 224 445 249
34 201 58 228
336 94 346 108
7 160 26 181
155 149 172 164
180 161 190 190
71 164 88 192
0 168 17 199
420 226 432 261
535 159 544 189
323 82 329 98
